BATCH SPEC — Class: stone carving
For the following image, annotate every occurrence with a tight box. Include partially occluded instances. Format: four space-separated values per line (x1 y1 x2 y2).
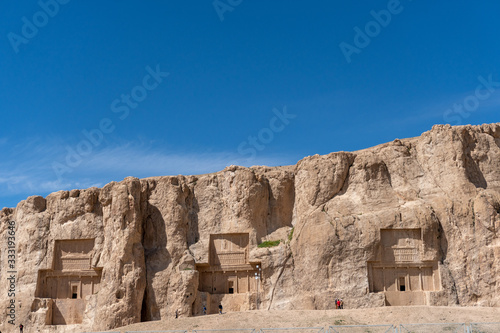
0 123 499 332
195 233 261 313
210 233 249 267
197 233 260 294
367 229 440 305
35 239 102 325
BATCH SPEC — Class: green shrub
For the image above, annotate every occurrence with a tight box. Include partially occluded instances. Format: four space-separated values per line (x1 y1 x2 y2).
288 227 294 241
258 240 280 248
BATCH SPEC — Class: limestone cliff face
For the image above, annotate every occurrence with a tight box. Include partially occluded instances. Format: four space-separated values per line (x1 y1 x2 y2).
1 123 499 332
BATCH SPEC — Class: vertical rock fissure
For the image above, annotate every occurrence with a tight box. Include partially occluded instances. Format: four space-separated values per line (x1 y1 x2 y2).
140 184 151 322
267 249 292 310
140 285 148 322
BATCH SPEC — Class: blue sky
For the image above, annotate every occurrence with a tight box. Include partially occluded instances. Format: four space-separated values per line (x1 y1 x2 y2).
1 1 499 208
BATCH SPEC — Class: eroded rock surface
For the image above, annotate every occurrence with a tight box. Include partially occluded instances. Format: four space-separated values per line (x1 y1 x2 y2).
1 123 500 332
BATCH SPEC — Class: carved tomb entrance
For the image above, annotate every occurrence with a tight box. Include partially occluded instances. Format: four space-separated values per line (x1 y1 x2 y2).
367 229 440 306
196 233 261 313
35 239 102 325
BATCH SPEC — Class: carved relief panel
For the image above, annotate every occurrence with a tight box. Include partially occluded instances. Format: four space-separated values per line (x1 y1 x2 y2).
34 239 102 325
197 233 261 295
367 228 440 303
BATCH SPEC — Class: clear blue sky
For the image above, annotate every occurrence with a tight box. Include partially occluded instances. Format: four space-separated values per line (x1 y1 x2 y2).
1 1 499 208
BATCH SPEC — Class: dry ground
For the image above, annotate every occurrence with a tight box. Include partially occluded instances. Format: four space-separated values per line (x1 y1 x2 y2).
108 306 500 332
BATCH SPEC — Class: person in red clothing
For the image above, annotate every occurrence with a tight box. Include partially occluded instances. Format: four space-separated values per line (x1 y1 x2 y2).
19 324 24 332
336 299 341 309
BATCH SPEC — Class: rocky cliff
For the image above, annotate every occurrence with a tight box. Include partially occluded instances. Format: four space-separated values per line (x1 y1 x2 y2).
1 123 499 332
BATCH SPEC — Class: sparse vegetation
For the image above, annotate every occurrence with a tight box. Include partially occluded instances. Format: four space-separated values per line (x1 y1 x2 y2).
258 240 280 248
334 319 345 325
288 227 294 242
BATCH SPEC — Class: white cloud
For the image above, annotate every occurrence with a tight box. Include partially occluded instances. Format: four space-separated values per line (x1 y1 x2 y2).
79 144 280 175
0 139 296 206
66 143 295 180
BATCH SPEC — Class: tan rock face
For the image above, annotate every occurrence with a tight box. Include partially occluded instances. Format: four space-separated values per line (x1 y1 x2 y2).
1 123 500 332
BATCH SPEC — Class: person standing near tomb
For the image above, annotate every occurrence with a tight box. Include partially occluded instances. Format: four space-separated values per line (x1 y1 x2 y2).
335 298 338 309
19 324 24 332
175 309 179 318
203 305 207 315
218 303 223 314
340 299 344 309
